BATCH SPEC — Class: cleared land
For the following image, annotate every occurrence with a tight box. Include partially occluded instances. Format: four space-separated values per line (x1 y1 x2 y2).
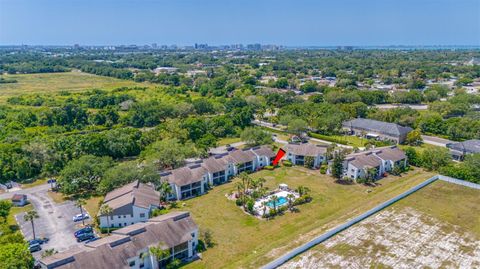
0 71 144 102
283 180 480 269
173 166 435 269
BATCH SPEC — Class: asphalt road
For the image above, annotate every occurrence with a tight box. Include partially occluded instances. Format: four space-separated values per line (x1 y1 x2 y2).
421 135 454 147
1 184 91 259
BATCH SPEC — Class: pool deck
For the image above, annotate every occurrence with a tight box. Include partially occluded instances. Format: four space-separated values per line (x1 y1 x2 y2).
254 190 299 214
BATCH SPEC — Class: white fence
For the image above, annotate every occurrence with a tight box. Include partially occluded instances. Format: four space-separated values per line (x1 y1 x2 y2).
439 175 480 189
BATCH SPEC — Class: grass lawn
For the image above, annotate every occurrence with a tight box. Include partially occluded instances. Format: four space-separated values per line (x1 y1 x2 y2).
175 166 435 269
285 179 480 268
20 178 48 189
0 71 145 103
47 190 69 204
7 204 34 227
84 196 103 219
321 134 366 147
217 137 242 146
398 142 443 154
394 180 480 237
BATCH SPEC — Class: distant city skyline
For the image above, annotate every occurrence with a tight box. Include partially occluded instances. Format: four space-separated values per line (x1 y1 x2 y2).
1 0 479 46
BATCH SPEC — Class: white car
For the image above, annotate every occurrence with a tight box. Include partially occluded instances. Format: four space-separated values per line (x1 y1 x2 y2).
73 213 90 222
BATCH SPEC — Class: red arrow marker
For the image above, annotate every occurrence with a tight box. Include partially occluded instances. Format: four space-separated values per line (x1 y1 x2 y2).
272 148 286 166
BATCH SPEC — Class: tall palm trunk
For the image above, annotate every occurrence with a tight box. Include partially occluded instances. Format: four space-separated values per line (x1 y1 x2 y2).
31 220 36 239
80 206 85 226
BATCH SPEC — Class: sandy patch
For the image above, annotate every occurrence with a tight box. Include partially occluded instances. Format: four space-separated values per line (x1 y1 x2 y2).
282 208 480 269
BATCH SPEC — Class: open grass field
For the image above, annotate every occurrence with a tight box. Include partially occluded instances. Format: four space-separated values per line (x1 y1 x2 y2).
0 71 146 102
173 166 435 269
284 180 480 268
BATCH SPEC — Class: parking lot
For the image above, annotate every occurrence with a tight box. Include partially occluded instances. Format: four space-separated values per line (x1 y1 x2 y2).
14 189 92 259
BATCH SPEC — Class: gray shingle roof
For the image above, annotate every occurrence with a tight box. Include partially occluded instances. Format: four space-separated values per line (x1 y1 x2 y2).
343 118 413 137
162 165 207 187
346 146 406 169
447 139 480 154
374 146 407 162
224 149 256 164
101 181 160 214
251 145 276 158
283 143 327 157
40 212 197 269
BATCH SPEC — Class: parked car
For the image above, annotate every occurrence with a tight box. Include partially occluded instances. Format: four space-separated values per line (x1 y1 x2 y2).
28 243 41 252
28 237 49 245
5 182 12 189
73 213 90 222
76 232 95 242
74 226 93 237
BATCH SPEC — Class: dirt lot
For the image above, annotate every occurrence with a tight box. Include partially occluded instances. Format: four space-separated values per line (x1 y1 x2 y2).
282 181 480 269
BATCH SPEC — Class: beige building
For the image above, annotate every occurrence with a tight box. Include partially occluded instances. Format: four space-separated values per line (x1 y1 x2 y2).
40 212 198 269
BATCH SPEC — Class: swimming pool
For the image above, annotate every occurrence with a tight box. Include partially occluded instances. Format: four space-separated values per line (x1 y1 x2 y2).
266 196 288 208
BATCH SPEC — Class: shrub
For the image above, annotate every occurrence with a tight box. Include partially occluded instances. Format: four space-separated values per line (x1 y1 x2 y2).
319 164 327 174
264 165 275 170
246 198 255 213
283 160 293 167
100 227 120 234
308 132 350 145
293 195 313 205
235 199 243 207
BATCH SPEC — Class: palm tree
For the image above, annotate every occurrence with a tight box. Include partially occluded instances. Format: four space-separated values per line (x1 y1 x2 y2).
74 198 87 226
41 248 58 258
234 182 244 201
148 242 170 269
24 210 39 239
286 194 295 211
296 186 310 196
269 195 278 215
261 201 268 218
156 180 172 205
99 204 113 235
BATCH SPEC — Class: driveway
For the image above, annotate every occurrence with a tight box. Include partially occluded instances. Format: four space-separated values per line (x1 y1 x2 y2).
1 184 91 259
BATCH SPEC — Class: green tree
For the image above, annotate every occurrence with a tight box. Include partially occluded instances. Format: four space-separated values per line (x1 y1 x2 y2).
0 243 34 269
405 130 423 146
58 155 114 195
0 200 12 223
99 204 113 235
148 242 171 268
141 138 197 169
287 118 308 136
421 147 451 171
240 127 272 147
23 210 39 239
331 152 345 179
405 147 420 166
98 162 159 194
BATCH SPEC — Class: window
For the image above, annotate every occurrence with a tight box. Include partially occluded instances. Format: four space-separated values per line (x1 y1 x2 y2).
110 216 113 220
119 223 122 227
118 216 121 219
124 223 127 226
124 215 127 218
140 213 145 218
129 260 135 267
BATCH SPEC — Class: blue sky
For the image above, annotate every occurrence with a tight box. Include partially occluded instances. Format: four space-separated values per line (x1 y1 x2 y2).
0 0 479 46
